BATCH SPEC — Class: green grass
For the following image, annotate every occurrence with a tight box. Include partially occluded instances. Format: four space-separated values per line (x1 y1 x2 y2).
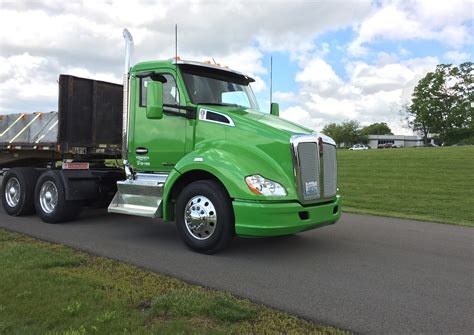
337 146 474 227
0 229 346 335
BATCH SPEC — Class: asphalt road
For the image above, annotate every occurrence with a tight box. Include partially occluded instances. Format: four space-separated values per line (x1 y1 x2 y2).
0 205 472 334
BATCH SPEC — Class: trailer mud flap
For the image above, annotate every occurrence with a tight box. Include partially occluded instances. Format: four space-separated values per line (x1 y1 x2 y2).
59 170 100 201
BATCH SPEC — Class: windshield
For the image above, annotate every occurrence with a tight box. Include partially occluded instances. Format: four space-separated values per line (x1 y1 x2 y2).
181 71 260 111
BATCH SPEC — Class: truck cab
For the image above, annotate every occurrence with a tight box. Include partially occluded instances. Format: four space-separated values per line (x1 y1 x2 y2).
108 59 342 253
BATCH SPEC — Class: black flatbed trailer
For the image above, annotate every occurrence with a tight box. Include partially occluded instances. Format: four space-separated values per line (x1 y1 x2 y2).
1 75 125 222
0 75 123 168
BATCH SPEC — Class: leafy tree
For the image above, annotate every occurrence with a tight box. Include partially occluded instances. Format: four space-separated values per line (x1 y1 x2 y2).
323 120 366 147
322 122 343 145
404 62 473 145
361 122 393 135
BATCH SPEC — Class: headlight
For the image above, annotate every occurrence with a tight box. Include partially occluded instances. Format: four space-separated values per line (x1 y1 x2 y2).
245 175 287 196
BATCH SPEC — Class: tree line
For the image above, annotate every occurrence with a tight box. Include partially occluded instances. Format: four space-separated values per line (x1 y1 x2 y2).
322 121 392 147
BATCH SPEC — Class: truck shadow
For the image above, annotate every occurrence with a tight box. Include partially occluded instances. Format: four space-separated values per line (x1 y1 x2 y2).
50 208 340 257
228 233 335 257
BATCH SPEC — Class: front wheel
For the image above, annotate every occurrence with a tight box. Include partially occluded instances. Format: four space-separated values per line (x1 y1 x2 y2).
175 180 235 254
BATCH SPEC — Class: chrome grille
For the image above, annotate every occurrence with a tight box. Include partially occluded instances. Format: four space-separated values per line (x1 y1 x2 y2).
290 134 338 204
323 144 337 197
297 142 320 200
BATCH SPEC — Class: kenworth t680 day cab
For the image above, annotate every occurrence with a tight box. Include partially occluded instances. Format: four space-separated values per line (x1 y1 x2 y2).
1 29 341 253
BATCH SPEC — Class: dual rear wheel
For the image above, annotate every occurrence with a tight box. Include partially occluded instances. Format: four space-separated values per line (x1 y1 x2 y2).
1 169 80 223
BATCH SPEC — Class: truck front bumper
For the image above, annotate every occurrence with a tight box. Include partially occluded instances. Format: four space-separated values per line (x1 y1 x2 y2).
233 195 342 237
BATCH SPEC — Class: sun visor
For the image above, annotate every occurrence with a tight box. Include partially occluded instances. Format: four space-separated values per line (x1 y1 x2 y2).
178 63 255 86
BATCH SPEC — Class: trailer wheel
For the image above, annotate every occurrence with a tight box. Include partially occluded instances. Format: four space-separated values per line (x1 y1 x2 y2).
175 180 235 254
1 168 39 216
34 171 81 223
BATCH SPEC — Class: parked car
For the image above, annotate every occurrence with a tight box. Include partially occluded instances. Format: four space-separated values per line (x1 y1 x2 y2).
349 144 369 150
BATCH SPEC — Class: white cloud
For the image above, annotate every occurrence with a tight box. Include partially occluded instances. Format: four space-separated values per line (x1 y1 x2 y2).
348 0 474 56
296 58 343 96
0 1 371 69
0 53 57 114
0 0 371 115
280 56 438 134
443 50 471 63
281 105 324 129
349 56 437 94
62 67 121 84
274 91 298 102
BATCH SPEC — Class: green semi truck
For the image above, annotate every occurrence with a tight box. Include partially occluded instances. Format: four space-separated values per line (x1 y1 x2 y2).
0 29 341 253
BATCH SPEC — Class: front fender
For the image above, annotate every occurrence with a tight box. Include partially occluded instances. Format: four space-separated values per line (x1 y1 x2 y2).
162 140 297 220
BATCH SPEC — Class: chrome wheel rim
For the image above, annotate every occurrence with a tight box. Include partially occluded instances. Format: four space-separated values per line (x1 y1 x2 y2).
5 177 21 208
39 181 58 214
184 195 217 240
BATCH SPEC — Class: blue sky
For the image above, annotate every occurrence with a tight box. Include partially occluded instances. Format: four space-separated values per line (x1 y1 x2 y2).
254 22 474 117
0 0 473 134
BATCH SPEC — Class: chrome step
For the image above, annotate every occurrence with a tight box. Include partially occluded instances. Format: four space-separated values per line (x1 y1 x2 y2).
107 173 168 218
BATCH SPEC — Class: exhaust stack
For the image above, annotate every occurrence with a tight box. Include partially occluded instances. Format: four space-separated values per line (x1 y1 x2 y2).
122 28 134 178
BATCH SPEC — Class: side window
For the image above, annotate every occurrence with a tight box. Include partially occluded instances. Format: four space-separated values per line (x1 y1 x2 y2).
140 74 180 107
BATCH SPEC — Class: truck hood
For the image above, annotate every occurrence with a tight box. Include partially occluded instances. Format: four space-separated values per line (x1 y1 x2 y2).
238 108 312 134
199 105 334 144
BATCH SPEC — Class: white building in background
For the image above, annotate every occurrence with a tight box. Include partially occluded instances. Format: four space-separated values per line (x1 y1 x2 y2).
367 135 434 148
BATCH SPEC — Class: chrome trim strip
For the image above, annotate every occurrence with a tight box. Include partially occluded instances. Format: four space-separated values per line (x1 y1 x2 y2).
122 28 134 179
135 172 168 184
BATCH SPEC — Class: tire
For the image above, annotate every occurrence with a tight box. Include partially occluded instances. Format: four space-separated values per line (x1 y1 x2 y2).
1 168 39 216
34 171 81 223
175 180 235 254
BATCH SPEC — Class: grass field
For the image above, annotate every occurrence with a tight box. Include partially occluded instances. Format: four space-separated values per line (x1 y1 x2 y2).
337 146 474 227
0 229 346 335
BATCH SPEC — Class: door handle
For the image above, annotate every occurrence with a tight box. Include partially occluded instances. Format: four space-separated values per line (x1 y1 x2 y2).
135 147 148 155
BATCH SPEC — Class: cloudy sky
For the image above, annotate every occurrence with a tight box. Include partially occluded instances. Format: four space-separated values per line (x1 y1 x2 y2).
0 0 473 134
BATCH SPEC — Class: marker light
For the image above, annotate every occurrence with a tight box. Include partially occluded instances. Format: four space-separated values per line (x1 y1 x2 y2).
245 175 287 196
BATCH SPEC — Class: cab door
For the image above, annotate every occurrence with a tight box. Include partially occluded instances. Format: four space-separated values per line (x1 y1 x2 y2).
132 72 186 172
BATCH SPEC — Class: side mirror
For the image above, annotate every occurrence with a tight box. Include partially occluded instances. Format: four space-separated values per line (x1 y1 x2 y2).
146 81 164 119
270 102 279 117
